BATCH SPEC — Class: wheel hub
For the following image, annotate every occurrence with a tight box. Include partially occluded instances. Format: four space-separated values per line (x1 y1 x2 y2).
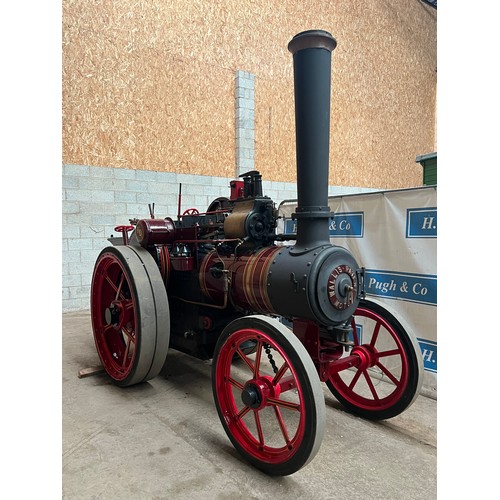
241 383 261 409
240 377 277 411
351 344 377 370
104 303 121 326
104 301 130 330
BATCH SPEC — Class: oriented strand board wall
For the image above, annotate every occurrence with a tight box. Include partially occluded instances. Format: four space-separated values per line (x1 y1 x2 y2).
63 0 436 189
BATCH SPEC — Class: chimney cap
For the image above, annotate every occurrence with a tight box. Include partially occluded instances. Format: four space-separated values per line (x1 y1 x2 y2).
288 30 337 55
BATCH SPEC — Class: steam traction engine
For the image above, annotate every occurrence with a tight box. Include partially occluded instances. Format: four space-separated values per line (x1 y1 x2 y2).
90 30 423 476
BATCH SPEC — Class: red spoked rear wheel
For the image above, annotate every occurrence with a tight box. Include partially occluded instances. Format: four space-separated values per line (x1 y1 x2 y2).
90 245 170 387
326 300 423 420
212 315 325 476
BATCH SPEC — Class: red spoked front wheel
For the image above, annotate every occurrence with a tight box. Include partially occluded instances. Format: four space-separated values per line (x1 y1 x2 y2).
326 300 423 420
90 245 170 387
212 315 325 476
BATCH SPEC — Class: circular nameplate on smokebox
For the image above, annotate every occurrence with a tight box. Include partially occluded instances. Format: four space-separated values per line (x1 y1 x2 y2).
327 264 357 311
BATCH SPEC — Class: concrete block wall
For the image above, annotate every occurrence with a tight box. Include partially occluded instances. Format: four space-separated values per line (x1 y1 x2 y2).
235 70 255 176
62 163 375 312
62 164 296 312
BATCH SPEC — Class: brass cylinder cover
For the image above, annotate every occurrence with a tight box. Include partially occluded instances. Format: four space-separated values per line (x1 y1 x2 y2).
223 200 254 239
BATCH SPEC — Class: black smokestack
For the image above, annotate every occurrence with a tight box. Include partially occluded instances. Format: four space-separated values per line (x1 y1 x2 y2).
287 30 337 253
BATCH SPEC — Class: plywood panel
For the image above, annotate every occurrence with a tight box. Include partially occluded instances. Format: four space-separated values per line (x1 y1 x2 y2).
63 20 235 176
62 0 436 189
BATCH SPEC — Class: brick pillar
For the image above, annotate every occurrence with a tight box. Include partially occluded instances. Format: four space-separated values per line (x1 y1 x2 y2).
235 70 255 177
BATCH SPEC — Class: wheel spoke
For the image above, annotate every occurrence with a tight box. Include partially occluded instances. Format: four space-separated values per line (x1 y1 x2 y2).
228 377 245 391
121 326 135 343
272 362 289 386
369 322 382 347
122 337 132 366
236 347 255 374
377 348 401 358
254 411 265 447
236 405 251 421
103 323 114 334
103 271 128 302
104 274 119 294
123 299 134 310
273 406 292 446
362 369 380 400
375 361 401 386
348 367 363 391
115 272 125 301
253 341 262 378
266 396 301 412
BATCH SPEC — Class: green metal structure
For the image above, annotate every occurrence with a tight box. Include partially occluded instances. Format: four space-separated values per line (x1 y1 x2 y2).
416 152 437 186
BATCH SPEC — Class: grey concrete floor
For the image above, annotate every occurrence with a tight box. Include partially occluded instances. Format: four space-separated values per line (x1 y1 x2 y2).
63 311 436 500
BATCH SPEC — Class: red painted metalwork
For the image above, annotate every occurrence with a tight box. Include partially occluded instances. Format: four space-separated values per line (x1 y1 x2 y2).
230 180 244 200
114 225 134 245
159 245 171 285
135 218 175 247
182 208 200 216
91 251 137 381
327 305 410 413
171 256 194 271
213 327 308 467
292 318 344 382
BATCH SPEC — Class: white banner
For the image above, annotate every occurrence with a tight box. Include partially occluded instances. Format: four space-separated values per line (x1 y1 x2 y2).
278 186 437 395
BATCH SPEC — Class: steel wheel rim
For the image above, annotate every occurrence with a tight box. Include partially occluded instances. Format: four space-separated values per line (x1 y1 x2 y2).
330 306 410 411
214 327 307 465
91 252 138 381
